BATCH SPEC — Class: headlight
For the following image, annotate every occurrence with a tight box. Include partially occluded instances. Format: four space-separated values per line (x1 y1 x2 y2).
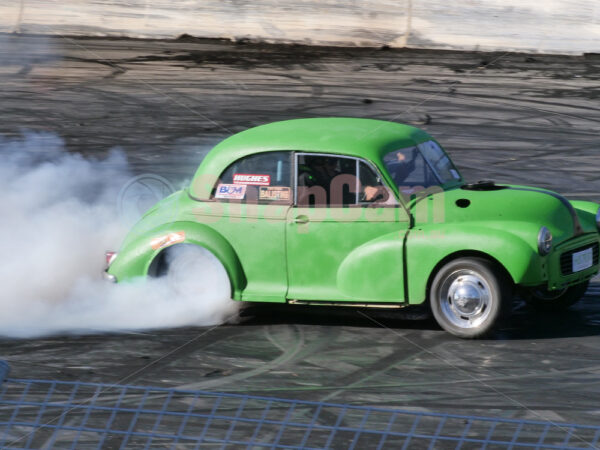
538 226 553 256
596 207 600 231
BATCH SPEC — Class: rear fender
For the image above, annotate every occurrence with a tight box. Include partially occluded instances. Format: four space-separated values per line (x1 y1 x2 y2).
107 221 246 299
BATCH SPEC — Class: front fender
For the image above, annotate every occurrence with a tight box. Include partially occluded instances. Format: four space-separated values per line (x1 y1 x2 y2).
107 221 247 299
406 223 541 304
571 200 600 234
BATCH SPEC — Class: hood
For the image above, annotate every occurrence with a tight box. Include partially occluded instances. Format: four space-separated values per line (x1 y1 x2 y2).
414 183 582 245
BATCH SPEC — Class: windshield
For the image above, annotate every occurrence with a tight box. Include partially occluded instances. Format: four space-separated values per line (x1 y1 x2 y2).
383 141 460 194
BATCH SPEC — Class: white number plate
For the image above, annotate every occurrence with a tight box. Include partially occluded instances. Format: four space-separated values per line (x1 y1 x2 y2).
572 248 593 273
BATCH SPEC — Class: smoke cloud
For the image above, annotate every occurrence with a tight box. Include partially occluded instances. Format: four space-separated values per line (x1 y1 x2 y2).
0 132 238 338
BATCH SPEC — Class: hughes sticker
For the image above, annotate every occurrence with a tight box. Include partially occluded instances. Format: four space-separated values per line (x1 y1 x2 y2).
233 174 271 186
259 186 291 201
215 183 246 199
150 231 186 250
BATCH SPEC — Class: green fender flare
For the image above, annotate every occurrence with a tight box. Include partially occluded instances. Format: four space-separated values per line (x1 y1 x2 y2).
108 221 247 299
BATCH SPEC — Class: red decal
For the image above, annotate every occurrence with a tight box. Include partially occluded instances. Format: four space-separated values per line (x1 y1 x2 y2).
150 231 186 250
233 173 271 186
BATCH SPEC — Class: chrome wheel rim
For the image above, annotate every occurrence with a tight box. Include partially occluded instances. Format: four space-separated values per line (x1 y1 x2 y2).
439 269 492 329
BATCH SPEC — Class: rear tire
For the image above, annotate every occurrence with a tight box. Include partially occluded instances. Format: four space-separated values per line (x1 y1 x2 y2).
429 257 511 338
155 244 231 299
527 281 589 311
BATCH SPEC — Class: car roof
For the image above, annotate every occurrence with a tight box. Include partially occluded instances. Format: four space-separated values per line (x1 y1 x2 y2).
190 117 433 199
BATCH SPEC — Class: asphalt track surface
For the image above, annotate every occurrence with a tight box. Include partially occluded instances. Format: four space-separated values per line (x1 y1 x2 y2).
1 35 600 427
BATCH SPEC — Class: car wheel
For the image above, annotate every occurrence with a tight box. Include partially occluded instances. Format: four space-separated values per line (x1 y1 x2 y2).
527 281 588 311
429 257 511 338
155 244 231 299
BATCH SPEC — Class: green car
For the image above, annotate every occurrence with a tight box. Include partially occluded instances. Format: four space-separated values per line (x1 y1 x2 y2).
104 118 600 338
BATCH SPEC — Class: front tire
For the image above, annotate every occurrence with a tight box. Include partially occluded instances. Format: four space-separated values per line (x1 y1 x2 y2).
527 281 588 311
429 257 511 338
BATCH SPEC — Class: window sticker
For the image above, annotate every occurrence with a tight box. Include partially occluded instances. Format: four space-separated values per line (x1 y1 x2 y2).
215 183 247 199
150 231 185 250
233 174 271 186
259 186 291 201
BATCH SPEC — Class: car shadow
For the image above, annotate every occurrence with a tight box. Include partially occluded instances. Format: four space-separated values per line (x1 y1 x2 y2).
492 281 600 340
239 282 600 340
496 299 600 340
239 302 440 332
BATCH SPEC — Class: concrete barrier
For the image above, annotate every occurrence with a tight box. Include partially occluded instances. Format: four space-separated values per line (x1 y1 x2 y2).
0 1 599 54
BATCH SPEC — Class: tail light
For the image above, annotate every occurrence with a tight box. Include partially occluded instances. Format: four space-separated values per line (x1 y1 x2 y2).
105 251 118 266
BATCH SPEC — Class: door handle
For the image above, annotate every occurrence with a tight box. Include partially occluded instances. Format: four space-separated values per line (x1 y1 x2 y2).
294 215 310 224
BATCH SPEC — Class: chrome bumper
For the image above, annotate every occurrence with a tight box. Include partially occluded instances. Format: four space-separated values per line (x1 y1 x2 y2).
102 270 117 283
547 234 600 290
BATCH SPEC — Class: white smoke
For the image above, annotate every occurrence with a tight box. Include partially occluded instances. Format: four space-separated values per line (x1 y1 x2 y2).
0 132 238 338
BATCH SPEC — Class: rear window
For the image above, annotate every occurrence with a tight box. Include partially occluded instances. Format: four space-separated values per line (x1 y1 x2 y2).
213 151 292 203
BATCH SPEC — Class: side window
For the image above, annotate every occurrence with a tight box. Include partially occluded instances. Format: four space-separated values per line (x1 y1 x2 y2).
296 154 396 206
297 155 357 206
359 161 393 204
213 151 292 203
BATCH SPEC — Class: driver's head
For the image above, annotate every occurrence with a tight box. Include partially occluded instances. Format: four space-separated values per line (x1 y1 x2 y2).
388 148 417 184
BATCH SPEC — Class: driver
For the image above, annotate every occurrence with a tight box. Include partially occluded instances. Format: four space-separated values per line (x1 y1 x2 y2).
387 149 416 185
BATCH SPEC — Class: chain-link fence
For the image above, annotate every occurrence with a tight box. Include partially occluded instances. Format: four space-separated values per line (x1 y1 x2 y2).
1 361 599 449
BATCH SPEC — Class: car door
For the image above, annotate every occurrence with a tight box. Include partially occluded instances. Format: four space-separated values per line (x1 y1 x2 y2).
286 153 410 303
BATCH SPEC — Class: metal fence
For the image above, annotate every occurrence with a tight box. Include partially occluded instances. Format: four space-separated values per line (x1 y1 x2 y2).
1 362 599 449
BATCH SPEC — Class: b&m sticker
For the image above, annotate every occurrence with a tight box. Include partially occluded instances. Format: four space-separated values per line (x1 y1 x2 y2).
215 183 246 199
233 174 271 186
